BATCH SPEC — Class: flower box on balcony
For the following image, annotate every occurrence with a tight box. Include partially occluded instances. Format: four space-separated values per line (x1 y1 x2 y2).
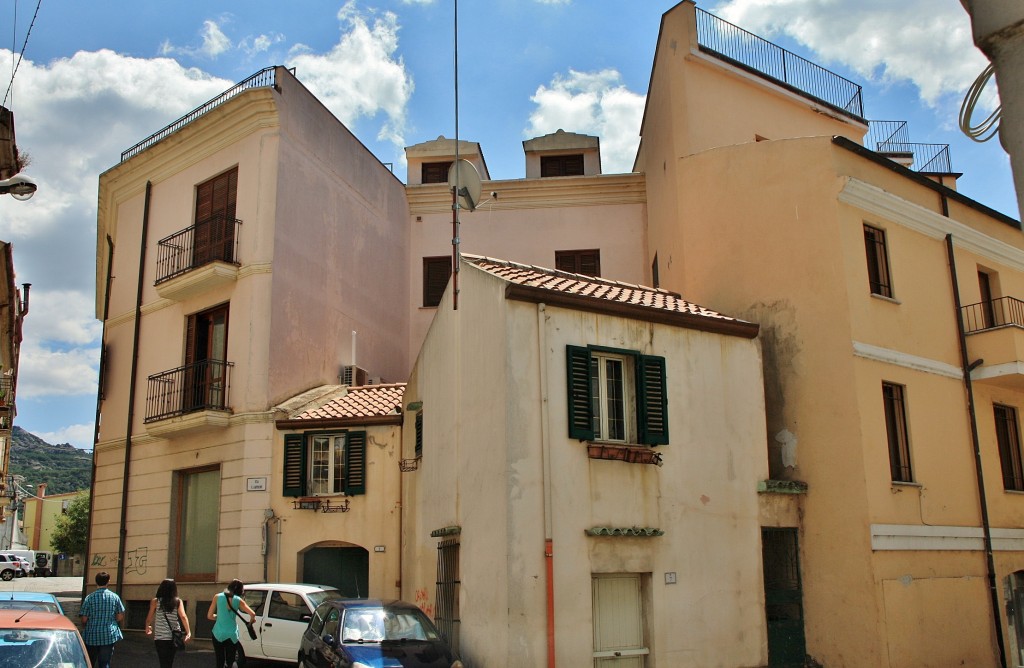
587 443 662 466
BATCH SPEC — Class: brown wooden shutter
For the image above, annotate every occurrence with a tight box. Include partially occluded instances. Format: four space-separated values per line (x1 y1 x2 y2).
423 257 452 307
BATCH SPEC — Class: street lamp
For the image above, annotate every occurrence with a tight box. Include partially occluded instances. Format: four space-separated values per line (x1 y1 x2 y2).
0 174 37 201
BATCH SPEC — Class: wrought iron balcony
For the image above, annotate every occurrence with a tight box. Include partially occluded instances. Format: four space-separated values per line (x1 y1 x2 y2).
145 359 233 423
866 120 953 173
962 297 1024 334
695 7 864 119
962 297 1024 389
155 214 241 285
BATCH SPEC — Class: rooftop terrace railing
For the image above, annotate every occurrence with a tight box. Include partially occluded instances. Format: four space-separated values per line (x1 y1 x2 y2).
695 7 864 120
120 66 287 162
866 120 953 173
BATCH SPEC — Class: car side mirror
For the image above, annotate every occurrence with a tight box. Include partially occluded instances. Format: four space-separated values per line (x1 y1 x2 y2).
322 634 336 648
301 613 312 622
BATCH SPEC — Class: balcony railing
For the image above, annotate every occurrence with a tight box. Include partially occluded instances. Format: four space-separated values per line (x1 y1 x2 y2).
155 214 241 284
866 120 953 173
695 8 864 119
962 297 1024 334
145 359 234 423
121 66 287 162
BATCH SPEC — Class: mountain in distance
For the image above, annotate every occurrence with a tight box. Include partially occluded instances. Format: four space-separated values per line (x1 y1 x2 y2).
9 426 91 496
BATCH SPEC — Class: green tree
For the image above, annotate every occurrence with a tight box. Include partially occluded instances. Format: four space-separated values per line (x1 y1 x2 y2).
50 492 89 556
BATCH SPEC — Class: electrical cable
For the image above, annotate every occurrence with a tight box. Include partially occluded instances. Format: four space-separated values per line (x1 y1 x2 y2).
959 62 1001 143
2 0 43 108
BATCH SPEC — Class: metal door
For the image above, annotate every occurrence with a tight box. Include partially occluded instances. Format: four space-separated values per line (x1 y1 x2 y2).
762 528 807 667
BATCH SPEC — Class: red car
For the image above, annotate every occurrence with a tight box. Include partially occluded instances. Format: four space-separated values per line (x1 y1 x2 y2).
0 610 91 667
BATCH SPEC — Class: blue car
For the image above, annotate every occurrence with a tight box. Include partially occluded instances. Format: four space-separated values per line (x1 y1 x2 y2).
298 599 463 668
0 592 63 614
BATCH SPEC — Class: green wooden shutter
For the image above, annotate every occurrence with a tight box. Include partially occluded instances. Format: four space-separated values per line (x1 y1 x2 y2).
566 345 595 440
283 433 306 497
637 355 669 445
345 431 367 496
415 412 423 458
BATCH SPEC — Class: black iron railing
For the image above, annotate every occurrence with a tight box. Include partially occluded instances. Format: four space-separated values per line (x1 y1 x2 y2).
695 8 864 119
155 214 241 284
866 120 953 173
962 296 1024 334
121 66 287 161
145 359 233 423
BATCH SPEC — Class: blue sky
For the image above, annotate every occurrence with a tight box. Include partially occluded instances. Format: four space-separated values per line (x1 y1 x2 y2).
0 0 1014 449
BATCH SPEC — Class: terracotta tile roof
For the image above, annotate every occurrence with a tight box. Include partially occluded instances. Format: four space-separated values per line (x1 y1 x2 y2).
465 255 755 333
291 383 406 421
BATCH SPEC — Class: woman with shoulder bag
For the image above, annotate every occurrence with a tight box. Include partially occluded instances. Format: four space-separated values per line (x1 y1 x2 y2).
207 579 257 668
145 578 192 668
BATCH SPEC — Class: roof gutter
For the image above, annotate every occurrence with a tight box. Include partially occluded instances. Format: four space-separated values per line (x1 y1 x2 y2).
274 414 402 430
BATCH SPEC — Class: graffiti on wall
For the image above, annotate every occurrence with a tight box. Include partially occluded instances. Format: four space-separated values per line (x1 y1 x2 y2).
89 546 148 575
414 588 434 618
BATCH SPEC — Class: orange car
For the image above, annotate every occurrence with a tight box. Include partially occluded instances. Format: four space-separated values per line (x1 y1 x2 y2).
0 609 91 667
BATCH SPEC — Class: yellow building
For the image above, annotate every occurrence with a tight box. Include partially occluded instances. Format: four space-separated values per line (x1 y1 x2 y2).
21 484 86 576
638 2 1024 665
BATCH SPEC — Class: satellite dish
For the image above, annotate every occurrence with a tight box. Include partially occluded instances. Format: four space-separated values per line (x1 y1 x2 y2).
447 159 482 212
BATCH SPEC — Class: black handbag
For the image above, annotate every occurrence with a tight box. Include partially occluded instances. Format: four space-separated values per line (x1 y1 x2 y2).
228 595 258 640
162 609 186 650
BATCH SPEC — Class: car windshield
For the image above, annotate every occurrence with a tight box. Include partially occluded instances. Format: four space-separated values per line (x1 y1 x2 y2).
0 628 88 667
0 602 60 614
341 608 441 644
305 589 344 610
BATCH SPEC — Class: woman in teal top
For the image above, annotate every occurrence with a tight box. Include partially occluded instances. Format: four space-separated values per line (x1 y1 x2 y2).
206 579 257 668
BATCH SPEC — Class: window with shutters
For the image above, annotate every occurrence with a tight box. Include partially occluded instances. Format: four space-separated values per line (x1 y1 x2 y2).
422 161 453 184
282 431 367 497
415 411 423 458
555 249 601 277
566 345 668 446
882 382 913 483
541 154 584 177
193 168 239 268
423 256 452 308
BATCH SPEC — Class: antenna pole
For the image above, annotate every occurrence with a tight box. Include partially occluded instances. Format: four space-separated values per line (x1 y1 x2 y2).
451 0 460 310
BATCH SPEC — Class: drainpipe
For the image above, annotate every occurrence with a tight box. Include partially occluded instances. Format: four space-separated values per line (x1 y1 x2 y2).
115 181 152 596
537 303 556 667
946 233 1008 668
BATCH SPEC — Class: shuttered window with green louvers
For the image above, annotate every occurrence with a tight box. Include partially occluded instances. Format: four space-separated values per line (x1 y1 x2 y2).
566 345 668 446
282 431 368 497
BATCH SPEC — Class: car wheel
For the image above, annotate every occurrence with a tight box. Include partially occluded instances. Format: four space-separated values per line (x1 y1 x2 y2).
0 570 12 581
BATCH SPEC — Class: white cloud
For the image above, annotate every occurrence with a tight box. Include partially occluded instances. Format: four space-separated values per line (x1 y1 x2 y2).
35 423 94 450
240 33 285 58
526 69 646 173
16 339 99 399
286 2 413 149
161 19 234 59
710 0 991 108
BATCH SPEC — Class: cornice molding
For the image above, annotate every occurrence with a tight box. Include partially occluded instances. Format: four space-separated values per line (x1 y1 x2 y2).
407 173 646 215
839 178 1024 271
852 341 963 380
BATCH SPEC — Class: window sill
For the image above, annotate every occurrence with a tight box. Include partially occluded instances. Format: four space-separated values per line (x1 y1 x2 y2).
587 443 662 466
870 293 902 305
890 481 921 491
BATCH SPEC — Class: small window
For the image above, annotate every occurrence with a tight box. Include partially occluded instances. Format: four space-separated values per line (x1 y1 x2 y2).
423 257 452 307
555 249 601 277
422 161 452 184
652 253 659 289
541 154 584 177
864 224 893 298
415 411 423 458
566 345 668 446
282 431 367 497
882 382 912 482
995 405 1024 491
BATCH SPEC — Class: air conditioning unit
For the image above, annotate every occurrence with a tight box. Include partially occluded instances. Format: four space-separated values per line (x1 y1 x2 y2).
341 365 368 387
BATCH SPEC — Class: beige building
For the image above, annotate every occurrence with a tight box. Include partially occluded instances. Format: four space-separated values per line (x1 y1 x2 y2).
637 2 1024 665
92 65 411 623
401 255 766 666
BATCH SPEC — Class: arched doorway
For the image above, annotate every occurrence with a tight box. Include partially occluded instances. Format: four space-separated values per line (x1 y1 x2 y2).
301 543 369 598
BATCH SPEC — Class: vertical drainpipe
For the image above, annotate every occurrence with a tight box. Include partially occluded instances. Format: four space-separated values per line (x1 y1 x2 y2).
115 181 151 596
946 232 1008 668
83 235 115 599
537 303 556 667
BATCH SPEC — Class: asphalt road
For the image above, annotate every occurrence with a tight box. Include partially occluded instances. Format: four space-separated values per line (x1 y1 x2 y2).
0 576 281 667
